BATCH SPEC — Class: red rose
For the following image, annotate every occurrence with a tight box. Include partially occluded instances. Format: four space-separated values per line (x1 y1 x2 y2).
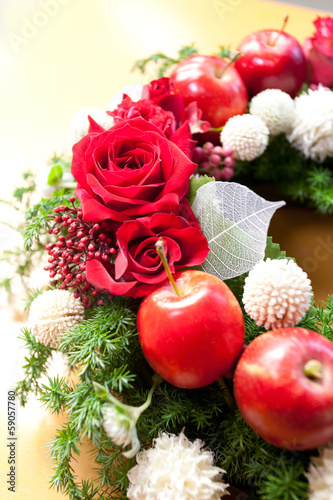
71 117 196 223
108 95 176 137
304 16 333 87
85 212 209 297
142 77 185 124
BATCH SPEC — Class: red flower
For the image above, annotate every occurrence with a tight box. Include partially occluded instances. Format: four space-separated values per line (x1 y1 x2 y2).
85 212 209 297
304 16 333 87
71 117 196 223
108 95 176 137
142 77 185 124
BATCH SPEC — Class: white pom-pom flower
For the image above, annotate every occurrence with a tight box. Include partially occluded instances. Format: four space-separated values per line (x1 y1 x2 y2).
103 405 132 448
220 114 269 161
249 89 295 136
70 107 115 145
243 258 312 330
287 86 333 162
29 290 85 348
127 431 229 500
306 441 333 499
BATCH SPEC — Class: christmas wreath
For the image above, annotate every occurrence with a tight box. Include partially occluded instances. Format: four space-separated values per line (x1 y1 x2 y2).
4 13 333 500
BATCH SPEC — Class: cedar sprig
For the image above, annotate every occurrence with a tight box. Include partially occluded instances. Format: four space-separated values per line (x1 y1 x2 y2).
132 44 198 77
15 327 53 406
258 461 309 500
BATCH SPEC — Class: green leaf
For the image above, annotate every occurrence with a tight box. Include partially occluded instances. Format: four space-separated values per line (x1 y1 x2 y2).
188 175 215 206
47 164 63 186
93 382 109 401
265 237 287 260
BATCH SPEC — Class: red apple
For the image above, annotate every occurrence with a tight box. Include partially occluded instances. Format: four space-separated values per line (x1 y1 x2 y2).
235 29 307 98
234 327 333 450
170 55 248 128
137 270 245 389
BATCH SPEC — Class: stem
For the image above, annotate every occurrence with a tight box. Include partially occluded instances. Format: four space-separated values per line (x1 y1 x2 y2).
209 126 224 133
218 377 235 407
269 14 289 46
155 237 180 297
218 51 242 80
304 359 323 381
136 374 163 414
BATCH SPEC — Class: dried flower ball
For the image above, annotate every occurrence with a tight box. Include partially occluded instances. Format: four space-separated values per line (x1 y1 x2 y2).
29 289 85 348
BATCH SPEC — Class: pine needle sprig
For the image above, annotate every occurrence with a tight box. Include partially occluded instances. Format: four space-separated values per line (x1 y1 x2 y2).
23 192 77 250
132 44 198 77
234 134 333 214
15 327 53 406
40 375 73 414
59 301 140 385
258 461 309 500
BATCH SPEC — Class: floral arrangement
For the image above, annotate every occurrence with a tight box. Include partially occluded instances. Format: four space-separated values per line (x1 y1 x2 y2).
3 13 333 500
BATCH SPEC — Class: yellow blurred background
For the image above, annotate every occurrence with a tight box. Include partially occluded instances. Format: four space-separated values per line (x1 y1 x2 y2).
0 1 331 498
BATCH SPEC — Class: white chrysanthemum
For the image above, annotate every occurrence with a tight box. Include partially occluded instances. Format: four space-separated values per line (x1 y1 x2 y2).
106 83 143 111
127 431 229 500
243 258 312 330
287 86 333 162
306 441 333 500
70 107 115 145
249 89 295 136
29 290 85 348
103 405 132 448
220 114 269 161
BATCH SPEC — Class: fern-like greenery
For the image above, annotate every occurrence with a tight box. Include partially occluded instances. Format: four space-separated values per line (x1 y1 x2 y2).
234 133 333 214
15 236 333 500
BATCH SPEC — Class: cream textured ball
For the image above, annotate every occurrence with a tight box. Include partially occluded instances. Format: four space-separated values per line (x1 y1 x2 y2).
287 86 333 162
249 89 295 136
127 431 229 500
29 290 85 348
220 114 269 161
306 441 333 500
243 258 312 330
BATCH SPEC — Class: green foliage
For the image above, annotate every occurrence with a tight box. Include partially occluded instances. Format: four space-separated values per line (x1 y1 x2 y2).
14 228 333 498
48 164 63 186
258 462 309 500
215 46 242 62
265 237 287 260
132 44 198 77
23 192 76 250
234 134 333 214
17 299 142 499
17 288 331 499
188 174 215 205
15 328 53 406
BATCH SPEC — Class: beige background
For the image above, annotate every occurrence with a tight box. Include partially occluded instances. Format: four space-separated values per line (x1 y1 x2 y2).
0 1 331 499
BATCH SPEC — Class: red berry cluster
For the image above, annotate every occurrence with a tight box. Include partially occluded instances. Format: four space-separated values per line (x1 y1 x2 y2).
192 142 236 180
44 197 117 308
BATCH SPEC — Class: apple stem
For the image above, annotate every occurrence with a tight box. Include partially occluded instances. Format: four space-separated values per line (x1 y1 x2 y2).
218 377 234 407
155 237 181 297
270 14 289 46
304 359 323 381
218 50 242 80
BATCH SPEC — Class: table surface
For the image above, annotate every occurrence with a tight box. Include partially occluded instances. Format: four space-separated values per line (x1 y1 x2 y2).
0 1 331 498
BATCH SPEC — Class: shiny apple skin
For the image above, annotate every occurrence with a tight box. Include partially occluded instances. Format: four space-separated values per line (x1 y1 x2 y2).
137 270 245 389
235 30 307 98
234 327 333 450
170 55 248 128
